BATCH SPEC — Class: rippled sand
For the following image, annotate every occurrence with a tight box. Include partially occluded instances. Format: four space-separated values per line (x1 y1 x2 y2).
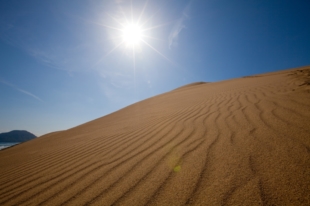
0 66 310 205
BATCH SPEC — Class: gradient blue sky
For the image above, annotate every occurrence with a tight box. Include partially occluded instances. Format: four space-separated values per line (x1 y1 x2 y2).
0 0 309 136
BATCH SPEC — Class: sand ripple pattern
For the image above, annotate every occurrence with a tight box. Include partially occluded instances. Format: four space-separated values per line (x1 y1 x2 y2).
0 66 310 205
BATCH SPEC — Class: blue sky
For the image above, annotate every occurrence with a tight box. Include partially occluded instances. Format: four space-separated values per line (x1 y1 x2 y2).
0 0 309 136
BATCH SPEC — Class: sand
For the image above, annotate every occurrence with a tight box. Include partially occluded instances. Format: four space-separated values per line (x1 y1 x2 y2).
0 66 310 206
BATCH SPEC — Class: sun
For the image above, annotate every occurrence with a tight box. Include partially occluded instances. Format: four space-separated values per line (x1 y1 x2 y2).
122 23 143 47
98 2 172 62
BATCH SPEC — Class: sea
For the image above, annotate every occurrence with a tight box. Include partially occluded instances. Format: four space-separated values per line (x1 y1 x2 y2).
0 142 20 151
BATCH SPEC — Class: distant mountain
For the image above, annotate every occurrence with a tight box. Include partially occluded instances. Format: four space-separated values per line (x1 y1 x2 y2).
0 130 36 142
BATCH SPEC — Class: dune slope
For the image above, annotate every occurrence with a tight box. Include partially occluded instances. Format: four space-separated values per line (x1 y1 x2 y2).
0 66 310 206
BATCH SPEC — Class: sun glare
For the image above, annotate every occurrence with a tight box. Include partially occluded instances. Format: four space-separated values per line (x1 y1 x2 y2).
98 2 172 64
122 24 143 47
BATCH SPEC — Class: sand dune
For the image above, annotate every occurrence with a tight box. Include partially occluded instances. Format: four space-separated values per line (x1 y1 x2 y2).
0 66 310 205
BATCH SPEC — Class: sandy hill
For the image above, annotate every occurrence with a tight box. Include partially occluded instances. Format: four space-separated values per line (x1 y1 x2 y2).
0 66 310 206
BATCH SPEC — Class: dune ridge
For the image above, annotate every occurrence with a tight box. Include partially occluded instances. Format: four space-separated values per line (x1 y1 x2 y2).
0 66 310 205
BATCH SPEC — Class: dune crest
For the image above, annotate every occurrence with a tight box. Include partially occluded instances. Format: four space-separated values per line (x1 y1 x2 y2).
173 82 209 91
0 66 310 205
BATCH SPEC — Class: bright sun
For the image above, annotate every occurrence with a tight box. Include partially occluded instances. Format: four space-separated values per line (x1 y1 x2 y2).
122 24 143 47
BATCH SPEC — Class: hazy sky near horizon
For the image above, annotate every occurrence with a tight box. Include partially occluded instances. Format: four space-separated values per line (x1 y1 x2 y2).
0 0 309 136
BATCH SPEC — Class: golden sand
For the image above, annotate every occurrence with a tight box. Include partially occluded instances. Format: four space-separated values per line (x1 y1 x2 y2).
0 66 310 205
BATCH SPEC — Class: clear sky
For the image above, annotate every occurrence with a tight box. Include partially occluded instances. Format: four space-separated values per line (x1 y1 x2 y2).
0 0 309 136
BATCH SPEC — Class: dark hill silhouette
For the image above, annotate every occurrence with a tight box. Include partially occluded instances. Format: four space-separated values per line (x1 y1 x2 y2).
0 130 36 142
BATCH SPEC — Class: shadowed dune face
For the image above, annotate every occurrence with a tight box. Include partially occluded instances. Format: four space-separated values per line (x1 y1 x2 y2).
0 66 310 205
